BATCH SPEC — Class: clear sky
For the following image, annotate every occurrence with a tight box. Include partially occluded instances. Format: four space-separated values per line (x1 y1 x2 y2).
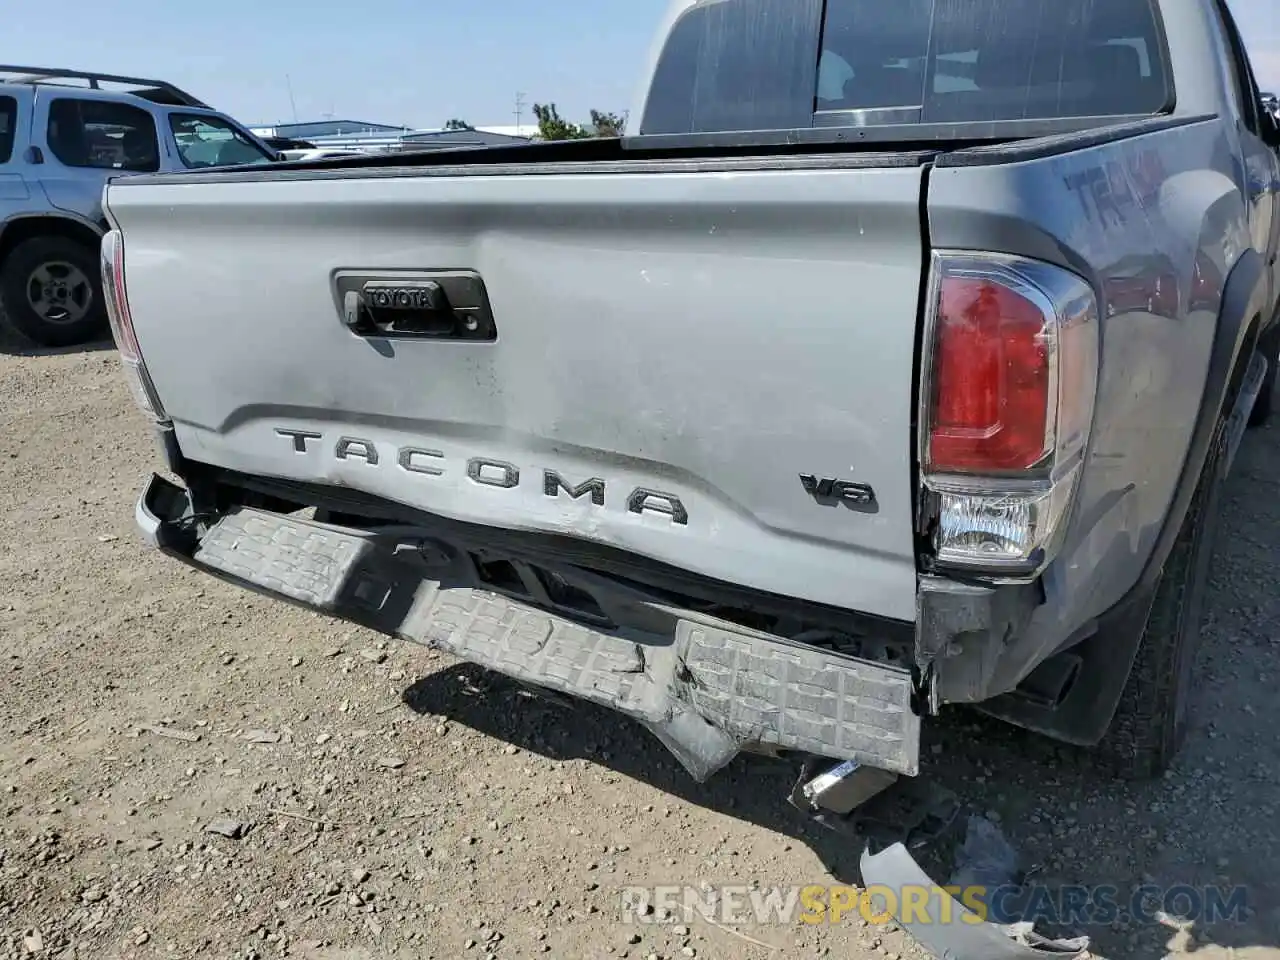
4 0 1276 130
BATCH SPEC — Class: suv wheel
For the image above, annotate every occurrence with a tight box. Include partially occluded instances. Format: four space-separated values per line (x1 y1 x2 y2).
0 236 107 348
1096 401 1228 779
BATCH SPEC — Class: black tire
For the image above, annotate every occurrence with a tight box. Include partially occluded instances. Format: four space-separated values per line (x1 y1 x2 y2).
0 235 107 348
1096 412 1227 779
1248 323 1280 427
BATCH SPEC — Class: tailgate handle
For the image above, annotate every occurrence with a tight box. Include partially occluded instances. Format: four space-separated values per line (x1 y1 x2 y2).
340 276 496 341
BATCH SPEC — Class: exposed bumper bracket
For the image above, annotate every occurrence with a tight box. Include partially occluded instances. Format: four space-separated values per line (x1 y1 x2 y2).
916 574 1041 706
787 755 959 852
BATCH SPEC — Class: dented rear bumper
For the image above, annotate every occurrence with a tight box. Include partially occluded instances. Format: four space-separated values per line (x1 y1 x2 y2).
136 472 922 782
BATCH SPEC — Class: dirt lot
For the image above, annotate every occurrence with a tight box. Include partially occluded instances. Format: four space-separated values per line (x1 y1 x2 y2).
3 337 1280 960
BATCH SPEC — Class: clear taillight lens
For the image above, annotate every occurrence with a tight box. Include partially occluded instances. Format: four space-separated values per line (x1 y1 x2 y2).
101 229 167 422
920 253 1099 577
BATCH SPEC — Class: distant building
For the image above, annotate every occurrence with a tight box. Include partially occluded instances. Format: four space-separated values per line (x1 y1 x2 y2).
247 120 537 155
398 127 536 151
249 120 412 140
469 125 539 140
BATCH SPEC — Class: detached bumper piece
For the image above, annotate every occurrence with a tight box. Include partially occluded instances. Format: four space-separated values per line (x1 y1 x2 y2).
137 474 921 782
859 838 1090 960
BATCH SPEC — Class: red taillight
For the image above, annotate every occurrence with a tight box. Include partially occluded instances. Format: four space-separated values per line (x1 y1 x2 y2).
101 229 167 421
102 229 142 361
927 275 1051 473
920 253 1099 576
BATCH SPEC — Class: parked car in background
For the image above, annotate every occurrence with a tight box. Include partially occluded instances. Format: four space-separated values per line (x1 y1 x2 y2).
278 148 367 162
261 135 316 153
0 66 279 347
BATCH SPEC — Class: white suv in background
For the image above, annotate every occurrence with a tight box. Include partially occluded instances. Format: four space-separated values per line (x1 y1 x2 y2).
0 65 279 346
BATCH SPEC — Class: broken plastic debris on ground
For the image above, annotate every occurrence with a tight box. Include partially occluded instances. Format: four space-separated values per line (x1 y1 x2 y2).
860 814 1091 960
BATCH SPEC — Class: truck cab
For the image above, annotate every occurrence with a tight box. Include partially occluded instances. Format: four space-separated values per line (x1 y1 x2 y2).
0 66 278 347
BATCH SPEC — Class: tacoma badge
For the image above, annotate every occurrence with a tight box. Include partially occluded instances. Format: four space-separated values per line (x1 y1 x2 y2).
274 428 690 525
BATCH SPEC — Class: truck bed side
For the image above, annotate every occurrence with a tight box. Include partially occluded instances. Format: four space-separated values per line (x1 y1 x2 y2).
931 115 1261 692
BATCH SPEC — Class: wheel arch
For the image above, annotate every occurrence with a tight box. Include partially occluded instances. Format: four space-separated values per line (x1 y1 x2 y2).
0 212 106 266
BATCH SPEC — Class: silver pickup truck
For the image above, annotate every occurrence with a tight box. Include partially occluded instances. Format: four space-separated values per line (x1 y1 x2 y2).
104 0 1277 848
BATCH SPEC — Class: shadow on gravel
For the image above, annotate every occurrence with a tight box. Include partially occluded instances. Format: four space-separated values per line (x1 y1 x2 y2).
403 422 1280 960
403 661 856 859
0 335 114 357
0 309 114 355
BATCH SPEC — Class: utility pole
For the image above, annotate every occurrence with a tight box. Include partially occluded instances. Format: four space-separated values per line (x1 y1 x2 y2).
514 91 526 136
285 74 298 122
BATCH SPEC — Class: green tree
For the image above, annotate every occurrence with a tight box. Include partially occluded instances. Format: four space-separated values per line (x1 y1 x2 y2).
532 104 629 140
589 110 628 138
533 103 590 140
443 118 474 131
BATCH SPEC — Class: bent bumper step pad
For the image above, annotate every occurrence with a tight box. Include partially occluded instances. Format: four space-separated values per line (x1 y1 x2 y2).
138 475 920 781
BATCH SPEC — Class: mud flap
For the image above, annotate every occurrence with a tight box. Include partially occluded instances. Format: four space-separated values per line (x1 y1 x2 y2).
859 842 1091 960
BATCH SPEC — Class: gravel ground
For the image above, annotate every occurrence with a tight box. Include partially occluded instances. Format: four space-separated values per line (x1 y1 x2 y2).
2 334 1280 960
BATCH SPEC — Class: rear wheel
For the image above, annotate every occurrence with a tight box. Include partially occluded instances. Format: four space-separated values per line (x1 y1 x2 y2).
0 236 107 348
1096 406 1227 779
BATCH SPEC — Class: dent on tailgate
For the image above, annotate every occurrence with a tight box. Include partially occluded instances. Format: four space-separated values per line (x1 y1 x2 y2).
109 162 928 621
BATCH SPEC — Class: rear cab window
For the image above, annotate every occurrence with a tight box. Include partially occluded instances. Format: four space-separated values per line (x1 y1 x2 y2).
46 98 160 172
0 96 15 163
640 0 1174 137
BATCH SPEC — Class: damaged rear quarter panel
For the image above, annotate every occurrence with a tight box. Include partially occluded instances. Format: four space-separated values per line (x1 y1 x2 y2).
928 116 1251 691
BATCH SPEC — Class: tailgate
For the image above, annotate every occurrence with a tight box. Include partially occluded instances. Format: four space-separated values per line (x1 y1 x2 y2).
107 162 926 621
